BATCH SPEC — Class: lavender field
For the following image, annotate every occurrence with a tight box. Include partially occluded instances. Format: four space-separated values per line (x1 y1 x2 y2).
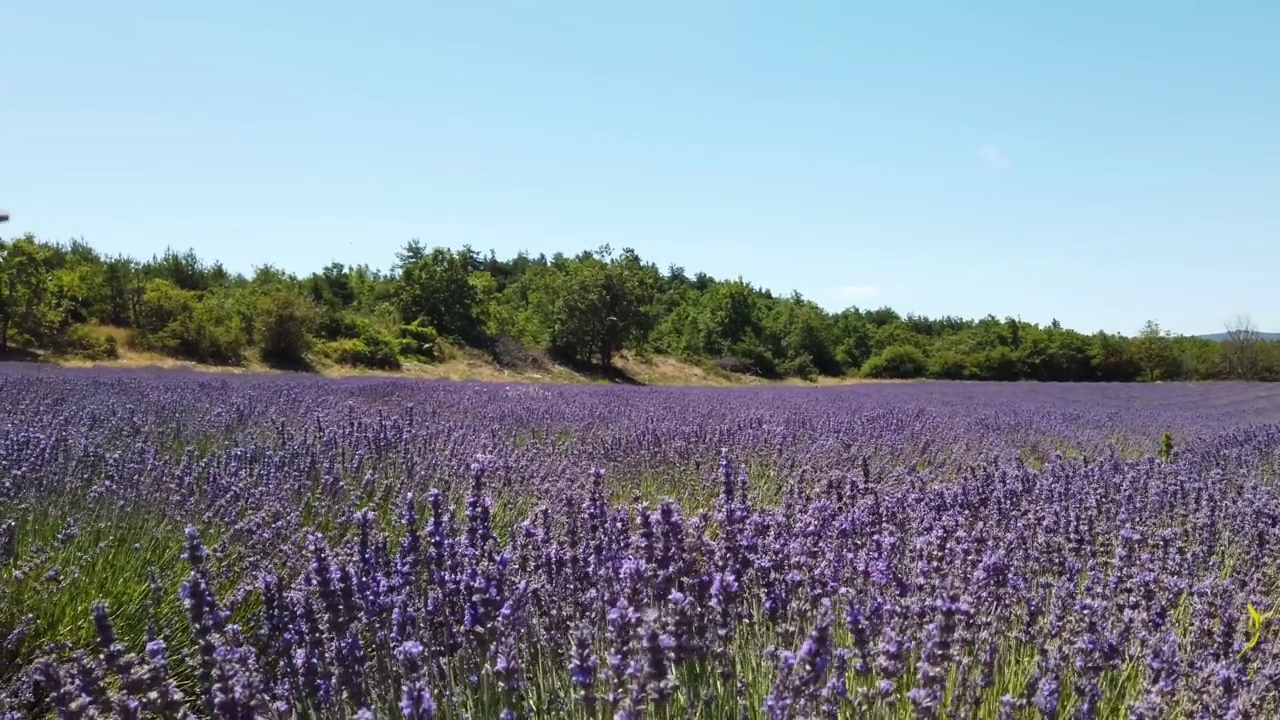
3 366 1280 718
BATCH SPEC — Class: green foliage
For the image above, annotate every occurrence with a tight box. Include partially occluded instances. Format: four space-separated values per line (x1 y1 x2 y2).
730 341 780 378
870 321 927 356
321 335 401 370
256 289 316 368
313 308 362 343
181 293 250 365
133 279 197 339
533 247 659 367
861 345 927 379
51 325 120 360
398 320 441 362
5 233 1280 384
1090 331 1140 382
761 294 841 376
0 234 64 351
130 281 248 364
927 349 970 380
395 243 487 345
1243 602 1275 657
832 310 873 371
968 346 1021 381
779 353 818 381
1133 320 1177 382
1019 326 1095 382
1159 431 1175 462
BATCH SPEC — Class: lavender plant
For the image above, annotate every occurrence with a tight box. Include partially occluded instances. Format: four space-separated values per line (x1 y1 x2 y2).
4 365 1280 717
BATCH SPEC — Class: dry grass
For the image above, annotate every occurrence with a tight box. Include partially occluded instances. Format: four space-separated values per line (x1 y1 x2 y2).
58 351 267 374
615 354 747 386
312 350 744 386
52 325 272 375
40 327 894 387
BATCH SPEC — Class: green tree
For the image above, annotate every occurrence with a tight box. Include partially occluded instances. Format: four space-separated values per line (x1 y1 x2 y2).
487 269 554 349
1221 314 1267 380
183 292 249 364
394 242 487 345
927 349 969 379
1089 331 1138 381
98 255 144 327
143 248 212 292
968 345 1020 381
0 235 61 352
861 345 927 379
831 310 874 372
306 262 356 308
257 289 317 368
6 231 1277 387
761 293 840 376
133 279 198 345
1012 325 1094 381
128 279 243 363
869 321 928 356
538 247 658 367
651 279 778 374
1133 320 1177 382
704 280 765 355
1171 335 1224 381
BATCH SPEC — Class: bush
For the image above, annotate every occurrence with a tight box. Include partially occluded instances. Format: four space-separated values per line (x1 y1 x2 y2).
927 350 969 380
130 283 248 365
489 335 545 370
257 290 316 368
779 353 818 381
133 279 197 339
968 346 1020 381
177 301 248 365
713 356 752 374
52 325 120 360
861 345 927 379
719 342 777 377
315 308 362 342
398 321 441 362
321 336 401 370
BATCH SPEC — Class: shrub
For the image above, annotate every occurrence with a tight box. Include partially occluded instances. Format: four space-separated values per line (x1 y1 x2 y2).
133 279 197 340
927 350 969 380
321 336 401 370
52 325 120 361
315 308 362 342
779 353 818 381
725 342 778 377
177 300 248 365
398 321 441 362
861 345 927 379
489 334 545 370
713 356 751 374
968 346 1020 381
130 283 248 365
257 290 316 368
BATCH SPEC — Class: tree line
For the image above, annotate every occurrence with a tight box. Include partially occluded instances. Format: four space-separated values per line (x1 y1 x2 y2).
2 232 1277 382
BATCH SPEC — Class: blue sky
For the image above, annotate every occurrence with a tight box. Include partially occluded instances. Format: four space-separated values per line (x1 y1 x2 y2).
4 1 1278 335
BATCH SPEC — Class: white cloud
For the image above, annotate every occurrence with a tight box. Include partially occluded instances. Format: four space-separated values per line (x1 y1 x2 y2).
836 284 879 300
978 144 1012 171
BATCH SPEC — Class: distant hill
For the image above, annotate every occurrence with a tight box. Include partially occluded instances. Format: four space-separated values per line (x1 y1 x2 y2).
1198 331 1280 342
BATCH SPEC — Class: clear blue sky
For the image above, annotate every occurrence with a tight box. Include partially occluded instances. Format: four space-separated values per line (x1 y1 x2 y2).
5 1 1278 335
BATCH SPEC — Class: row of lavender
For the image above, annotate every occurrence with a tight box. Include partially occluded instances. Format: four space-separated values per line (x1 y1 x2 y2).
3 366 1280 717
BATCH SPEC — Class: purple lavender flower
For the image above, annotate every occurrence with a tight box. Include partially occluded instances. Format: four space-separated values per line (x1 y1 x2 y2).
567 623 600 710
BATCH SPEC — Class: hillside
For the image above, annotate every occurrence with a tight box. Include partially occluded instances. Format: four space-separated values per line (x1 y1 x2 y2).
31 326 862 387
4 232 1280 383
1198 331 1280 342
